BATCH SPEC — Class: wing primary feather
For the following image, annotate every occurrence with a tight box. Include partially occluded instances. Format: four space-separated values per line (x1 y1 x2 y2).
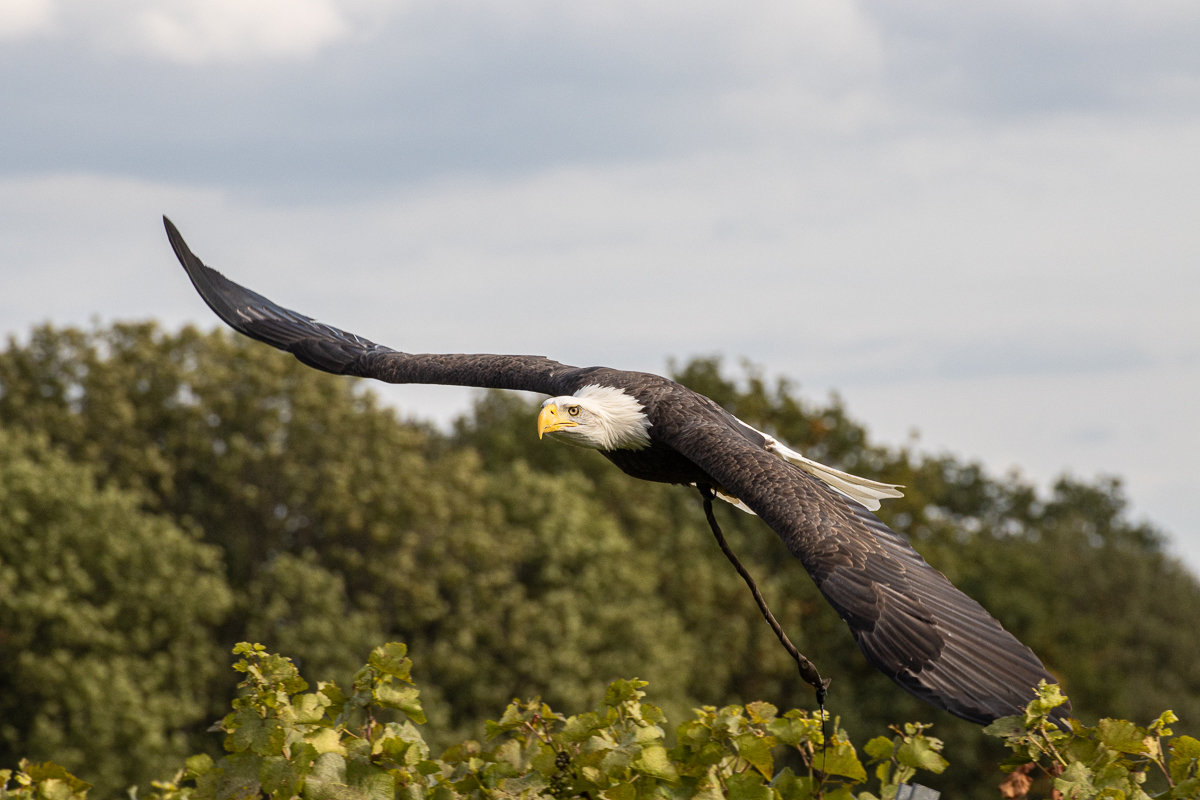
661 419 1069 725
164 217 583 396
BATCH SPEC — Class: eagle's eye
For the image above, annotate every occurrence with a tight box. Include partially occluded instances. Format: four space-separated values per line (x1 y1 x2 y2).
567 405 581 417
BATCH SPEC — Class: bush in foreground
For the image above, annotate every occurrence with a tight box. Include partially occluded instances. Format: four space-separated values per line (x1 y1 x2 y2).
3 644 1198 800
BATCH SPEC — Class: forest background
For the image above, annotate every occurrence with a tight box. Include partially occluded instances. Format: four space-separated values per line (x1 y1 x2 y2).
1 323 1198 799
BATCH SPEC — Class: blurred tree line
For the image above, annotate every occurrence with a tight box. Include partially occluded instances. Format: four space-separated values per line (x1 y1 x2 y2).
1 322 1197 799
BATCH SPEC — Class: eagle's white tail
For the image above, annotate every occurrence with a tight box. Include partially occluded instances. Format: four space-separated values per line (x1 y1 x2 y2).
707 421 906 514
745 421 905 511
771 443 904 510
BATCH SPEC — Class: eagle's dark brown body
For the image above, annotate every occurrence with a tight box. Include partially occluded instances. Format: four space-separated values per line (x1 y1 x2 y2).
164 216 1068 726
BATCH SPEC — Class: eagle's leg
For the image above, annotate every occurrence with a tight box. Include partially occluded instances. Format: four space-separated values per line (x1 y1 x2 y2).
697 485 832 707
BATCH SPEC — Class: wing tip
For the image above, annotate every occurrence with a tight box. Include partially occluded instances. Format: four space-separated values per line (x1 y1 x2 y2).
163 215 189 264
161 216 255 337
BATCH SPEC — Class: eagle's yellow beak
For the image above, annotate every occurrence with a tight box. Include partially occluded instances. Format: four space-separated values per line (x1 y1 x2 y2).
537 404 577 439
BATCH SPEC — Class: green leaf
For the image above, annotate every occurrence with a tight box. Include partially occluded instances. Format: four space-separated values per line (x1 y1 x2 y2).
319 682 350 708
503 771 550 796
726 772 772 800
304 753 346 786
496 701 530 732
374 683 426 724
1054 761 1095 799
185 754 216 779
690 742 726 768
602 782 637 800
1170 777 1200 799
746 702 778 724
563 712 607 743
691 772 726 800
494 739 525 771
635 724 666 745
231 715 287 757
379 735 413 765
1026 682 1069 723
983 716 1027 740
254 719 288 757
290 742 319 771
19 763 91 796
302 753 349 800
600 747 634 778
770 768 814 800
1170 735 1200 761
1098 719 1148 754
368 643 412 682
605 679 649 707
634 745 679 783
34 778 77 800
305 728 347 756
1170 736 1200 784
821 786 856 800
259 756 302 798
813 742 867 783
735 733 776 779
641 704 667 725
895 739 948 775
679 720 713 749
1066 737 1105 768
233 643 266 659
1151 711 1179 737
863 737 895 762
293 692 332 724
347 761 394 800
768 718 809 748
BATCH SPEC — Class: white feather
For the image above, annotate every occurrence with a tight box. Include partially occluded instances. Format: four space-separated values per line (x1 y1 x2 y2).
728 419 904 511
542 385 652 451
715 489 758 515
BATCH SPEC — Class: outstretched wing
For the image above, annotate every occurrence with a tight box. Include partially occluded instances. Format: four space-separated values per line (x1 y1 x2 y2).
164 217 584 396
661 417 1066 725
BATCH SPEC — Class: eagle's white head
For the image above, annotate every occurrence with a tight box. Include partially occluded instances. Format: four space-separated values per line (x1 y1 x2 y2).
537 384 652 451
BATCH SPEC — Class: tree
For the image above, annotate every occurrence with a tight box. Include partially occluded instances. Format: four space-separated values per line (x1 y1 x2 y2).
0 324 693 752
0 427 232 796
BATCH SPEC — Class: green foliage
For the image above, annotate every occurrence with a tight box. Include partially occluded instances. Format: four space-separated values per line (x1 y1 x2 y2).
0 427 232 797
3 327 1200 798
986 683 1200 799
0 760 91 800
82 644 953 800
0 324 693 746
10 646 1199 800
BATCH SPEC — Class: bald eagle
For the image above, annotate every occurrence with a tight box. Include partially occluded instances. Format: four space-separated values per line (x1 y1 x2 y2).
164 217 1066 726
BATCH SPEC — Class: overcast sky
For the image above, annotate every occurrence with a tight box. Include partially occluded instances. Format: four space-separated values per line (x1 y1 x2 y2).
3 0 1199 570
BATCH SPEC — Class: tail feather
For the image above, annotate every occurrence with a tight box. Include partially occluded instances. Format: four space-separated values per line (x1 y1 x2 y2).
779 450 905 510
744 422 904 511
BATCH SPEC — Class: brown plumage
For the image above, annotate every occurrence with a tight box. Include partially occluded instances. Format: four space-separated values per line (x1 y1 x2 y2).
164 216 1068 726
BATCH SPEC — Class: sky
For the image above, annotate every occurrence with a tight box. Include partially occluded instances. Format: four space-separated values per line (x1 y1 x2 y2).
2 0 1199 570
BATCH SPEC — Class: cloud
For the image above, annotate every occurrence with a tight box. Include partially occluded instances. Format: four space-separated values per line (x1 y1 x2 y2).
867 0 1200 115
0 0 1197 201
0 0 400 62
135 0 352 63
0 0 54 38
